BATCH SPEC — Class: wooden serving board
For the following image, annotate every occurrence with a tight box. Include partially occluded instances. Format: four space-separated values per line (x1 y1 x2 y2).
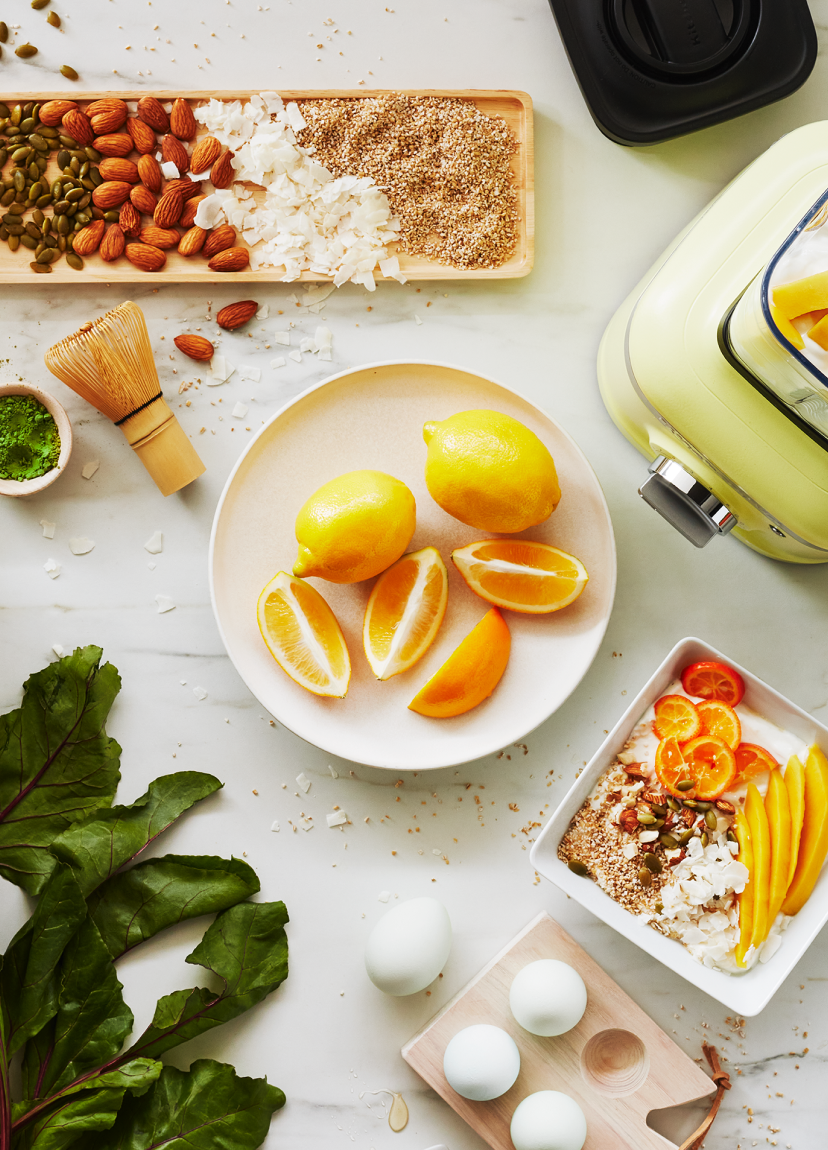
402 914 714 1150
0 89 533 284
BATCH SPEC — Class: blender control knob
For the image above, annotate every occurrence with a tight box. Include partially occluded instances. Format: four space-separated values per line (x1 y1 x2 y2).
639 456 736 548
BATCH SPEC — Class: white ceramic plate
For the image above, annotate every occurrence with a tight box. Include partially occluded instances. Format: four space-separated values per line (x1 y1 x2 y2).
531 637 828 1015
209 361 616 768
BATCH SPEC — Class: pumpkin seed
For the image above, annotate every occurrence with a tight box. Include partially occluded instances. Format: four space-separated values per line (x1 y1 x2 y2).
79 161 90 178
86 147 102 163
36 193 52 209
59 136 78 150
39 126 59 138
676 778 696 792
60 65 79 81
25 222 42 240
638 866 652 888
637 812 656 825
20 234 38 250
650 803 667 816
103 210 119 223
75 211 91 225
643 853 662 874
7 203 25 215
678 828 694 846
47 11 61 26
0 190 14 207
56 214 70 234
57 235 67 251
704 809 718 830
28 181 44 201
36 248 56 264
0 28 7 46
23 103 35 118
30 261 52 273
54 199 70 214
81 177 95 191
655 901 664 914
66 187 84 202
69 157 80 176
701 831 709 847
0 226 6 241
567 859 590 877
19 117 36 135
659 832 679 850
30 134 48 153
57 151 70 171
7 234 19 251
34 242 45 257
34 209 45 226
15 45 39 59
10 105 22 127
44 233 57 248
31 0 51 9
78 193 91 209
66 250 83 269
4 223 24 236
12 147 32 165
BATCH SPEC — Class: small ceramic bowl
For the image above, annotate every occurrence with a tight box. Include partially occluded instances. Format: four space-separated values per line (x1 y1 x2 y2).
0 381 72 498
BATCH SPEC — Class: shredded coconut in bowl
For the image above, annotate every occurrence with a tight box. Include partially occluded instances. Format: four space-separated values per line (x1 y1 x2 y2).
194 92 402 287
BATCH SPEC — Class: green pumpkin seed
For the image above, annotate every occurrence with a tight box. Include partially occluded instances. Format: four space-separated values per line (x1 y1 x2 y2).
7 203 25 215
30 135 48 153
704 809 718 830
7 234 19 251
0 28 7 46
33 209 45 226
15 45 39 59
30 261 52 273
637 812 656 825
638 866 652 888
39 126 59 138
701 831 709 848
23 103 35 117
69 157 80 176
66 250 83 269
32 0 51 9
78 193 91 209
659 832 679 850
12 147 31 165
75 211 91 225
47 11 61 26
726 829 739 844
79 161 90 178
20 117 36 135
44 233 57 248
57 234 67 251
25 222 42 240
4 223 24 236
20 234 38 250
61 65 79 81
66 187 84 202
643 853 662 874
694 800 712 811
56 214 70 234
682 798 699 810
567 859 590 877
655 901 664 913
0 225 6 241
650 803 667 816
82 176 96 191
86 147 102 162
0 149 6 169
10 105 22 127
28 181 44 201
678 828 695 846
34 242 45 257
676 778 696 792
59 135 78 149
54 200 70 214
103 210 119 223
36 248 56 264
29 162 40 182
652 818 665 828
55 152 69 173
36 193 52 209
0 190 14 207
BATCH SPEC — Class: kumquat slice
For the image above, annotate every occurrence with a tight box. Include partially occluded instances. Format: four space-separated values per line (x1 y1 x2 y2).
681 660 745 707
734 742 780 783
653 694 702 742
696 698 741 750
681 735 738 799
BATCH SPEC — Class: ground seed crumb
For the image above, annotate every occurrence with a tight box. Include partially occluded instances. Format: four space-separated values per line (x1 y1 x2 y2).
295 94 520 270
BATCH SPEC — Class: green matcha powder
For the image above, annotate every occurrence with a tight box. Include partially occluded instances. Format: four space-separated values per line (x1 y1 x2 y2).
0 394 61 482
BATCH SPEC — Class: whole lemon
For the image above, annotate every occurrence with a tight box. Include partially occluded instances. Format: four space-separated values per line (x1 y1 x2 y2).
423 410 561 533
293 470 416 584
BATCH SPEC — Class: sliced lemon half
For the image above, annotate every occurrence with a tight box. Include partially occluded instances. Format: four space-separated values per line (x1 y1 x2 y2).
257 571 351 698
363 546 448 680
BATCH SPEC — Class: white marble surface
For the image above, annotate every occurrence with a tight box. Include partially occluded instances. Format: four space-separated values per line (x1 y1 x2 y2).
2 2 828 1148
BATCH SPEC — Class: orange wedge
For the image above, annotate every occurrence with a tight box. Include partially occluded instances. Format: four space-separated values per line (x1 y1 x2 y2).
451 539 588 614
363 547 448 680
257 571 351 698
408 607 510 718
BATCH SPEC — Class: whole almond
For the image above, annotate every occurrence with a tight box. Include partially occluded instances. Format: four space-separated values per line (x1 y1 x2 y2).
90 101 129 135
40 99 78 126
210 151 234 189
161 134 189 174
164 177 202 202
190 135 221 174
137 96 169 133
181 196 206 228
130 185 158 215
92 181 132 209
100 223 126 262
208 247 250 273
154 187 184 228
72 219 106 255
178 226 207 256
137 154 162 193
203 224 236 258
126 116 157 155
119 200 142 237
94 133 134 158
61 109 93 147
125 242 167 272
139 226 181 250
217 300 259 330
174 333 214 361
170 98 198 141
99 157 139 184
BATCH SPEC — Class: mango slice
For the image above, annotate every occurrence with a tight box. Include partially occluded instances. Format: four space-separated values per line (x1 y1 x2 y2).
773 271 828 320
766 769 791 928
770 305 805 350
745 783 771 951
782 745 828 916
784 755 806 891
734 807 753 968
808 313 828 352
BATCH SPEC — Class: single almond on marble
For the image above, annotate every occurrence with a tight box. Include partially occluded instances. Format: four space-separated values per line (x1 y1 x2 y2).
40 99 78 126
190 135 221 174
125 242 167 272
217 300 259 330
203 224 236 257
170 98 197 141
162 134 189 173
174 333 214 360
72 219 106 255
99 157 139 184
139 226 180 250
94 133 134 158
137 153 162 192
100 223 125 262
61 109 93 147
210 151 234 189
130 184 158 215
92 181 132 209
126 116 157 155
137 95 169 133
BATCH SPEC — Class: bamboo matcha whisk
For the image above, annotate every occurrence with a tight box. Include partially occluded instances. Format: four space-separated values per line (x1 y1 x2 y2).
45 301 205 496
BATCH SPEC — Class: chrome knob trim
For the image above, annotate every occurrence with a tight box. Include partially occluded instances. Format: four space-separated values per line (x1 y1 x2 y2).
639 456 737 549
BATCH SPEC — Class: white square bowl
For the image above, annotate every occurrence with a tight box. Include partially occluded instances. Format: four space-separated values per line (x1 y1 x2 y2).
530 636 828 1016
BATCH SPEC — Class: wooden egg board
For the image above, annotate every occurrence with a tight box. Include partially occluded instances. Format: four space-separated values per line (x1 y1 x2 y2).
402 913 714 1150
0 89 533 284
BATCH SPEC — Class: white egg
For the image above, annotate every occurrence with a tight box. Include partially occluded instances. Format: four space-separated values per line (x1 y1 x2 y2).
509 959 587 1037
365 897 451 996
443 1024 520 1101
510 1090 587 1150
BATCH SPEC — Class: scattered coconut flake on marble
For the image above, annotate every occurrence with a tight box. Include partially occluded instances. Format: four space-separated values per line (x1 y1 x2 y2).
378 890 390 903
299 336 315 353
296 772 311 793
160 161 180 179
328 764 338 779
69 537 95 556
256 303 270 319
193 685 208 700
52 643 64 657
327 810 348 828
302 283 335 306
299 815 314 831
193 95 400 284
40 519 55 539
270 356 286 368
144 531 164 554
289 350 302 363
238 365 261 382
82 460 100 480
44 557 61 579
431 848 442 856
414 314 423 325
232 402 249 419
209 355 235 384
155 593 176 613
273 331 290 345
147 561 156 571
271 820 280 832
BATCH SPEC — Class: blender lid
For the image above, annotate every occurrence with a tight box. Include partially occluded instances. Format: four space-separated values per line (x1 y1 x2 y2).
548 0 816 145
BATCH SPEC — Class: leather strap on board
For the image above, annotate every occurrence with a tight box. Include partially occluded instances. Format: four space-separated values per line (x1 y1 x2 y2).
679 1044 731 1150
